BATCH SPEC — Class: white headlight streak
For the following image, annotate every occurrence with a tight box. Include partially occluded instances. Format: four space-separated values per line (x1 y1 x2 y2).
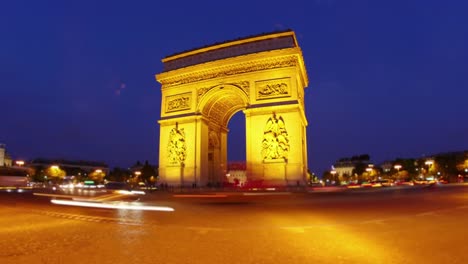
51 199 174 212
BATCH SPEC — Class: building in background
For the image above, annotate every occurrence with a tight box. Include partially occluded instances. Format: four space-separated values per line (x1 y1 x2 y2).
226 162 247 186
0 143 12 167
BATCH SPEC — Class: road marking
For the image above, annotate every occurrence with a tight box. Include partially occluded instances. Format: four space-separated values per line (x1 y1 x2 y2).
33 193 84 199
33 210 144 225
34 192 130 202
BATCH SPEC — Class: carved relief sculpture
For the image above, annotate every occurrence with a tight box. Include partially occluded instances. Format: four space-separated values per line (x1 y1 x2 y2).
261 113 290 161
256 78 291 100
165 93 192 113
258 83 288 97
167 123 187 165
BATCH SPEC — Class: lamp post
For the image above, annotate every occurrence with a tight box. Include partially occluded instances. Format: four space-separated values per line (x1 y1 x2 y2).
394 164 402 181
330 170 337 185
425 160 434 180
366 167 372 181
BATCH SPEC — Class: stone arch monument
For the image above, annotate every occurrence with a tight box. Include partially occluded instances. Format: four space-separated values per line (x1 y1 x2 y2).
155 30 309 187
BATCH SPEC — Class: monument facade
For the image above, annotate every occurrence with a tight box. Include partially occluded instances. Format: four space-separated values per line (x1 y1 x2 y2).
155 30 309 186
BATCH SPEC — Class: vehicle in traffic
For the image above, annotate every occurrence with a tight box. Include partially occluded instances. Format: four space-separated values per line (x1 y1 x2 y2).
0 166 31 191
371 179 394 187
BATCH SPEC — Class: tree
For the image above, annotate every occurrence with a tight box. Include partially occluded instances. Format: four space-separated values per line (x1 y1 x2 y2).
107 167 131 182
141 161 157 184
31 165 46 182
322 171 334 184
88 170 106 183
45 166 66 183
307 169 318 184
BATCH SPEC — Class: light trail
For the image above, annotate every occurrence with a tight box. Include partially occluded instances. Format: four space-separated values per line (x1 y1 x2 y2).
50 199 175 212
242 192 291 196
173 194 227 198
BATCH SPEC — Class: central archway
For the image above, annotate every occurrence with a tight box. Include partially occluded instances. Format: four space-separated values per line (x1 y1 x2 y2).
156 30 309 187
196 84 249 185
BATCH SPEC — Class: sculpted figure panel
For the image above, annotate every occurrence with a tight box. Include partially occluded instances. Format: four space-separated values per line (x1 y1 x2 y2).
167 124 187 165
261 113 290 161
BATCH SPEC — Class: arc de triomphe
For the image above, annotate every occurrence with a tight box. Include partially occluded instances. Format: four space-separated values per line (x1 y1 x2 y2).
155 30 309 187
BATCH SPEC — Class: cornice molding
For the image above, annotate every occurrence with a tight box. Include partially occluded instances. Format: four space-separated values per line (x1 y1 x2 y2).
157 54 300 88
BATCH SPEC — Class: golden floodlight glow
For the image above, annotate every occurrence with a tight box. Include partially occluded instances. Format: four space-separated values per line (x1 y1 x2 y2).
394 164 402 170
95 169 102 173
15 160 25 166
156 31 309 187
51 165 59 169
135 171 141 176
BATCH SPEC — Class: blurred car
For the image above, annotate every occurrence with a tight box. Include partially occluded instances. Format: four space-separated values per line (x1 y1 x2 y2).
309 182 325 187
346 182 361 189
395 180 414 186
361 182 373 188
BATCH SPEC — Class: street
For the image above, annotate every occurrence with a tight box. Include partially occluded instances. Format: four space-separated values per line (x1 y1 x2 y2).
1 185 467 264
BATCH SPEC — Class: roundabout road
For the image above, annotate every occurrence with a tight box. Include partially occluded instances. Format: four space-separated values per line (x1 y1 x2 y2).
1 185 467 264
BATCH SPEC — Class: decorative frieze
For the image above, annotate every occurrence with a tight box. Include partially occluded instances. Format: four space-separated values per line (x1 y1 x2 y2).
165 92 192 113
160 55 298 87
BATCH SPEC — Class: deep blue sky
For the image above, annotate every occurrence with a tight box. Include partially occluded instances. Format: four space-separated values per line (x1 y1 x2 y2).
2 0 468 175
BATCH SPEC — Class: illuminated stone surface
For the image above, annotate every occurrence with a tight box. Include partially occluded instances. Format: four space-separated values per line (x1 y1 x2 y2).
155 30 309 186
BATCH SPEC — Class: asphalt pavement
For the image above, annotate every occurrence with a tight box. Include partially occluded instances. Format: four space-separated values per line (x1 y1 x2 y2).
0 184 467 264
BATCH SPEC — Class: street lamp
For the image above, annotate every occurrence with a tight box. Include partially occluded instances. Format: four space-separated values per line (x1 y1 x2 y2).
16 160 25 166
394 164 402 180
366 167 372 180
330 170 337 185
425 160 434 180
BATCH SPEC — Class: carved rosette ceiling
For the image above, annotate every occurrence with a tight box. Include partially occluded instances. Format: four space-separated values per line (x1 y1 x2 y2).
201 92 246 127
261 113 290 161
167 124 187 165
161 55 298 87
197 81 249 102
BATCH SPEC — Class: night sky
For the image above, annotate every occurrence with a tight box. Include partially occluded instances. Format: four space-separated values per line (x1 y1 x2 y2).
2 0 468 175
